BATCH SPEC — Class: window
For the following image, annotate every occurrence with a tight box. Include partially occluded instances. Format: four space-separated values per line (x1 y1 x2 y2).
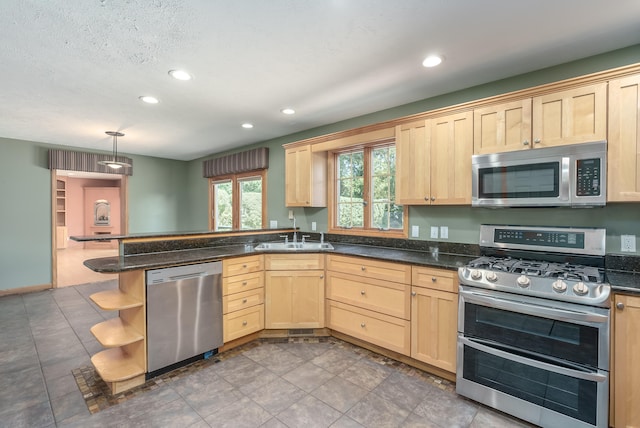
331 143 406 237
210 170 266 231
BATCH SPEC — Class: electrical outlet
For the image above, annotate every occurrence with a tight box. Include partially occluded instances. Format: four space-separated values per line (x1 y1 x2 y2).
411 225 419 238
430 226 438 239
270 220 278 229
440 226 449 239
312 221 317 231
621 235 636 252
288 210 294 220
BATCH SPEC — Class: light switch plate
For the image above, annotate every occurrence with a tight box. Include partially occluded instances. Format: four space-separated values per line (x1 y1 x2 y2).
312 221 317 231
440 226 449 239
430 226 438 239
270 220 278 229
621 235 636 252
411 225 419 238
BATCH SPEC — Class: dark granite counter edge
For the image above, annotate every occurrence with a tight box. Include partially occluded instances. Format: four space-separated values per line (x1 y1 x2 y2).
83 243 475 274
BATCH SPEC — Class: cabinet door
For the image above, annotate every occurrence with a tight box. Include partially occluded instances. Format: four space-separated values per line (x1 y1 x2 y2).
532 83 607 148
410 287 457 373
285 145 327 207
395 120 431 205
430 111 473 205
608 74 640 202
613 294 640 427
265 270 325 329
473 99 532 154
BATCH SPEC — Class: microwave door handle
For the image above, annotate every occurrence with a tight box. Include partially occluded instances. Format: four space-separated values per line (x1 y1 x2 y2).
460 288 609 325
560 156 571 200
458 336 608 382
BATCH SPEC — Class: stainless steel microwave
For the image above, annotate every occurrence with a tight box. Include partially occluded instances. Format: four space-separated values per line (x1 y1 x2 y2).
472 141 607 208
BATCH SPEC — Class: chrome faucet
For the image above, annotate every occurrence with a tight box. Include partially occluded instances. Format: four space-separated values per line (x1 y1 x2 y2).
320 232 324 244
292 217 297 243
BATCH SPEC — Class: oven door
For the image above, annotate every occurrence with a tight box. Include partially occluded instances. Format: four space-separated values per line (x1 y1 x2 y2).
457 286 610 428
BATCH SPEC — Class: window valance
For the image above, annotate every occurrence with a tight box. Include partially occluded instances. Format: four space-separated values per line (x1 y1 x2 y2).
48 149 133 176
202 147 269 178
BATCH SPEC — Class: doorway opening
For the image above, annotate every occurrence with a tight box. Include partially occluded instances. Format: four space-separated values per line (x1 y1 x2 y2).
51 169 128 288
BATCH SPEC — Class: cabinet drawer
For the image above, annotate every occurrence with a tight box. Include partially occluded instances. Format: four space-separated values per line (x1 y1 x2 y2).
328 301 410 356
265 253 324 270
412 266 457 293
326 271 410 320
327 255 411 284
223 288 264 314
223 255 264 277
223 271 263 296
224 305 264 343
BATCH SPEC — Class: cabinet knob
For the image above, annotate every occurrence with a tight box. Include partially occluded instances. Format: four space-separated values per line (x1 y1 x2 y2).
360 290 366 295
523 140 529 146
242 264 247 268
431 196 436 201
242 320 248 326
411 291 417 297
616 302 625 310
320 274 324 279
534 139 540 144
424 196 429 201
360 322 366 328
242 299 248 304
361 266 366 271
432 277 437 282
242 281 247 286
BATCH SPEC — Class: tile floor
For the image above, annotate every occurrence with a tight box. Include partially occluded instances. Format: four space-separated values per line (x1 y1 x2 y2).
0 280 532 428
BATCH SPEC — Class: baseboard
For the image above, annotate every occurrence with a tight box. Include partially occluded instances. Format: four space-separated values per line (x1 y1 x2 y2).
0 283 52 297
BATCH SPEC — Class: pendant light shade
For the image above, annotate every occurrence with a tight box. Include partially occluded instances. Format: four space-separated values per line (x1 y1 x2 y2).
98 131 131 169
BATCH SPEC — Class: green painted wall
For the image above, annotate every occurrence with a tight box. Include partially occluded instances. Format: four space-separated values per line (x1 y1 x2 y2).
190 44 640 255
3 44 640 291
0 137 190 291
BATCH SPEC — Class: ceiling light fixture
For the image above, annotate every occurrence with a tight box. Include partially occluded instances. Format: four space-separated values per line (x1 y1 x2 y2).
422 55 443 68
97 131 131 170
281 108 295 115
169 69 192 81
139 96 159 104
242 123 254 129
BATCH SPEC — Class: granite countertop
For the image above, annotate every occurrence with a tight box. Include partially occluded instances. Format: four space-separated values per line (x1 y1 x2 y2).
606 271 640 295
83 242 475 274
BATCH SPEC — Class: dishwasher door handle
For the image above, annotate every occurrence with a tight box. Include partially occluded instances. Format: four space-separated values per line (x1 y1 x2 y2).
168 272 207 281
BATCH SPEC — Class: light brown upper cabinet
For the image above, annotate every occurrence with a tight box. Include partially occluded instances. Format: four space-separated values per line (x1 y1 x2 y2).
396 111 473 205
285 144 327 207
608 73 640 202
473 83 607 154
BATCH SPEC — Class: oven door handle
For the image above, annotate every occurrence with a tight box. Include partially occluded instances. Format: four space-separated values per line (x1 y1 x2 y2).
460 288 609 325
459 336 608 383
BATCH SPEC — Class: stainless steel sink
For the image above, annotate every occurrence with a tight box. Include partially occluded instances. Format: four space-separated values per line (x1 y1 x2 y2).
254 241 334 251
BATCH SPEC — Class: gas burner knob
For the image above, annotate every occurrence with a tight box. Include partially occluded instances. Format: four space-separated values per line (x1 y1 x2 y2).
470 269 482 280
573 282 589 296
516 275 530 288
552 279 567 293
486 271 498 282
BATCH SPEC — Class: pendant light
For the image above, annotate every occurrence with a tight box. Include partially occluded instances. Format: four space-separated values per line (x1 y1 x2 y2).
98 131 131 169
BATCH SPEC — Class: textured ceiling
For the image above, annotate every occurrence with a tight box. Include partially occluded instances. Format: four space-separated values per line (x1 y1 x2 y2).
1 1 639 161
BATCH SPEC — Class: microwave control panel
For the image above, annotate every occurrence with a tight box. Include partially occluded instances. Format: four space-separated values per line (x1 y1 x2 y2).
575 158 601 196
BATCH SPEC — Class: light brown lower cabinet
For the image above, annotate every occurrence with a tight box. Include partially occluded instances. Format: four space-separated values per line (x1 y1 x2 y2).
222 256 265 343
612 293 640 427
410 266 458 373
264 254 325 329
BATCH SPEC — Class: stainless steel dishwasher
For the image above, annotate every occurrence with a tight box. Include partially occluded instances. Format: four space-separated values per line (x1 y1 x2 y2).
146 261 223 374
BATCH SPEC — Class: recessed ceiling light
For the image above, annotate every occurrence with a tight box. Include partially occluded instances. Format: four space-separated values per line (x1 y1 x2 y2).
168 69 192 81
242 123 254 129
139 96 159 104
422 55 443 68
281 108 295 115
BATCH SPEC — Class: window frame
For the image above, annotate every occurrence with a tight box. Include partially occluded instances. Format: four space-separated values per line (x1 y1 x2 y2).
328 141 408 238
208 169 267 231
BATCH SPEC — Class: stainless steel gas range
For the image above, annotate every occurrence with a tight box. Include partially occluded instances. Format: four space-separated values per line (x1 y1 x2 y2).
457 225 610 428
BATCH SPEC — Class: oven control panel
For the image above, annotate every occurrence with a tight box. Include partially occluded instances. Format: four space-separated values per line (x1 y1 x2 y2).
494 229 585 249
